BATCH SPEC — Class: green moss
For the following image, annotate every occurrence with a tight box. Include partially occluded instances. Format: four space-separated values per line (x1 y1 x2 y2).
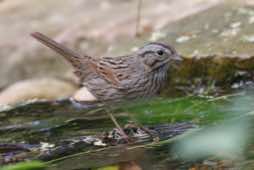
164 55 254 96
0 161 46 170
117 96 230 125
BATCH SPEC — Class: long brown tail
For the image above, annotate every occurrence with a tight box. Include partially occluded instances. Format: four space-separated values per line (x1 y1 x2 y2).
31 32 83 61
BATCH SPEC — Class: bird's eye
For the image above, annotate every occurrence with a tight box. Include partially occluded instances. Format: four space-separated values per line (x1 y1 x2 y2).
157 50 164 56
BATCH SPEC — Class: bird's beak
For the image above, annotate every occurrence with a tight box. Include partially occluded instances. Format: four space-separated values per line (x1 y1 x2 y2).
172 54 183 65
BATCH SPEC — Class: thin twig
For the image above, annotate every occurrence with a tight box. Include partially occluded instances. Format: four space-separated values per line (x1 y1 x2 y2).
207 92 245 102
135 0 143 37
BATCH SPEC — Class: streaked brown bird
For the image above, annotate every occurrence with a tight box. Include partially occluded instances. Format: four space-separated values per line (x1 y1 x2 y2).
31 32 182 141
31 32 182 104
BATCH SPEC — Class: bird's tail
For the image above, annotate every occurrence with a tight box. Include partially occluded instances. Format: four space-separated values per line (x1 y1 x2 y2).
31 32 84 62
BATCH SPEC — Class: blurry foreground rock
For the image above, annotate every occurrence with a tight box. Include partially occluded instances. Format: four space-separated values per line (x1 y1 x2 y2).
0 78 78 105
119 161 142 170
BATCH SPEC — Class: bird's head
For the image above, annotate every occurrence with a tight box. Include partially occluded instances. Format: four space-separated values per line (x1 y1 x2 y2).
136 42 182 70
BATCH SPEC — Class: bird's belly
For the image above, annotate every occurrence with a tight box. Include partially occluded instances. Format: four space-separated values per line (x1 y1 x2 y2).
78 72 167 102
85 78 124 102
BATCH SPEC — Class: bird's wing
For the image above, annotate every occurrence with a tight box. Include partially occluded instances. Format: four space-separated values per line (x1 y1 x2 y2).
31 32 124 88
88 57 130 88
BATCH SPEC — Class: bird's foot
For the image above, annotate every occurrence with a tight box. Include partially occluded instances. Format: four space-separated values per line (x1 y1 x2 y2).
102 122 160 145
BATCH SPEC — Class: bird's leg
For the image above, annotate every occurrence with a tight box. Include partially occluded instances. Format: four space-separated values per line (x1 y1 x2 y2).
107 112 130 143
71 98 130 143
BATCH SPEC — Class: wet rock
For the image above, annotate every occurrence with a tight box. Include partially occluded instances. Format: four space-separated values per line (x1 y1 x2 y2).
0 78 78 105
156 2 254 95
